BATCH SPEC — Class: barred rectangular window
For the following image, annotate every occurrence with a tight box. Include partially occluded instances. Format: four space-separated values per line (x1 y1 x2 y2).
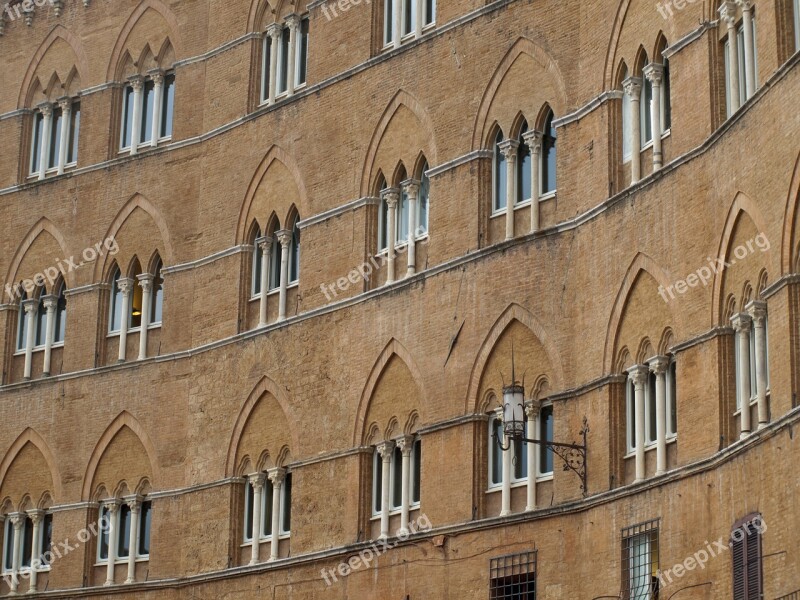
622 519 659 600
489 550 536 600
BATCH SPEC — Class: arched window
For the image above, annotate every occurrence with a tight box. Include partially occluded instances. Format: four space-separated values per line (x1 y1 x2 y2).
417 163 430 236
151 258 164 325
517 122 532 204
289 218 300 283
541 110 557 195
493 129 507 211
109 267 124 333
54 280 67 344
251 226 263 297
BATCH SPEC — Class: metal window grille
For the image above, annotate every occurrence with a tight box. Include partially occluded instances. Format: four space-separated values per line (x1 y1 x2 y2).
775 592 800 600
489 550 537 600
621 519 660 600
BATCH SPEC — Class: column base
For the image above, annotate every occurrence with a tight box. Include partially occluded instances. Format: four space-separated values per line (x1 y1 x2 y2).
758 421 768 429
397 528 409 537
740 431 751 440
117 359 126 364
23 376 31 381
524 505 536 512
499 509 511 517
42 372 49 377
124 578 135 585
406 268 415 278
655 470 665 477
103 581 114 587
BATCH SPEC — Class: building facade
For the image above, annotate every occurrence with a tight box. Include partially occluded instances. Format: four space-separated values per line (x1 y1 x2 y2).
0 0 798 597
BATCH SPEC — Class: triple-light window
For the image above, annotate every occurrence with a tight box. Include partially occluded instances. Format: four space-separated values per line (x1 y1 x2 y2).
120 72 175 151
488 405 553 487
261 16 309 104
243 473 292 541
108 261 164 333
371 439 421 515
384 0 435 47
723 13 758 117
15 285 67 352
377 166 431 253
625 358 678 453
29 100 80 178
2 513 53 574
250 220 301 298
97 501 152 562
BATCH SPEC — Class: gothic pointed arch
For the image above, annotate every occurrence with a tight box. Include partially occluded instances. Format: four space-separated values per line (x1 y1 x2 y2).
0 428 62 506
360 89 438 197
81 411 160 501
225 376 298 477
780 151 800 273
5 217 73 293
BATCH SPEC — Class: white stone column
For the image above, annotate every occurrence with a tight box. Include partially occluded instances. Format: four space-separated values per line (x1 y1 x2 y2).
149 70 164 148
522 130 543 233
747 300 768 428
266 24 281 104
376 441 394 538
393 0 401 48
257 236 272 327
628 365 648 482
285 14 299 95
731 313 753 438
498 139 519 241
117 278 134 362
129 76 144 155
136 274 153 360
248 474 265 565
649 356 668 476
276 229 292 322
720 1 741 113
622 77 642 184
500 418 512 517
414 0 423 38
37 102 53 181
9 513 23 594
27 510 44 593
22 298 38 381
401 179 420 277
41 294 57 377
736 0 756 98
56 97 71 175
396 435 413 535
124 497 141 584
104 502 120 586
525 401 539 511
267 468 285 561
382 189 399 284
643 63 664 170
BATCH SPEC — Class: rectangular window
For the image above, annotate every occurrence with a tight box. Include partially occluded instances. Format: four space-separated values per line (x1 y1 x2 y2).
295 17 309 87
98 506 110 561
117 504 131 559
3 519 14 572
489 417 503 486
539 405 554 475
494 143 507 211
622 519 659 600
160 74 175 139
391 446 402 509
622 83 631 160
277 26 290 94
424 0 435 25
280 473 292 534
262 477 274 537
30 111 44 175
626 378 636 452
47 106 63 170
518 139 532 204
732 517 763 600
68 102 80 164
640 76 653 147
417 174 429 235
120 85 135 150
268 237 281 290
40 513 52 566
402 0 415 36
384 0 394 46
140 79 155 145
35 301 47 347
646 372 657 445
666 359 677 438
512 420 528 482
252 243 263 297
411 438 421 505
749 327 757 403
21 517 33 569
372 449 383 515
138 501 152 556
378 197 389 252
396 190 409 243
489 550 537 600
261 34 272 103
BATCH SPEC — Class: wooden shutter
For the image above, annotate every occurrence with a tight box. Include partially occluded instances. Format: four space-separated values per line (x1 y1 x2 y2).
732 516 763 600
745 528 762 600
732 536 746 600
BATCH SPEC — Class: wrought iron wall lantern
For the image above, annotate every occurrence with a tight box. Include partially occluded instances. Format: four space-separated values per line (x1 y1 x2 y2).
493 364 590 496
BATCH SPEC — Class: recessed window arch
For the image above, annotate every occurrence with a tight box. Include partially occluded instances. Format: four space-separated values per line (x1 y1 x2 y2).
539 108 557 195
493 128 507 212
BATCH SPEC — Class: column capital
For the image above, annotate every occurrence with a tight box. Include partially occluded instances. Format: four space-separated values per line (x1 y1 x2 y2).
376 440 395 459
380 187 400 208
9 512 24 528
396 435 415 456
105 499 121 514
37 101 53 116
642 62 664 85
521 129 543 153
117 277 135 295
41 294 58 310
266 22 282 38
256 235 273 252
734 0 753 11
647 355 669 375
745 299 767 323
57 95 72 111
497 138 520 160
400 178 420 199
137 272 154 293
284 12 301 27
730 311 753 333
622 76 642 99
26 509 45 525
525 399 542 418
627 364 649 388
718 0 738 25
22 298 39 314
275 229 292 248
248 472 267 490
267 467 286 486
147 68 165 85
129 74 145 91
124 495 144 513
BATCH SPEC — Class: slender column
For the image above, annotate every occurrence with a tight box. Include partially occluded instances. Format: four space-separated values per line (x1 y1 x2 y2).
393 0 401 48
382 189 399 284
500 414 512 517
56 97 71 175
622 77 642 184
731 313 753 438
129 76 144 155
643 63 664 170
649 356 669 476
747 301 768 428
37 102 53 180
149 70 164 148
376 441 394 539
396 435 413 535
498 139 519 241
285 14 299 95
104 502 120 586
414 0 423 38
736 0 756 98
257 236 273 327
522 130 543 233
9 513 23 594
27 509 44 593
266 24 281 104
525 401 540 511
124 497 141 584
117 278 134 362
22 298 38 381
248 474 265 565
628 365 649 482
720 1 741 113
267 468 285 561
401 179 420 277
41 294 58 377
136 274 153 360
276 230 292 322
